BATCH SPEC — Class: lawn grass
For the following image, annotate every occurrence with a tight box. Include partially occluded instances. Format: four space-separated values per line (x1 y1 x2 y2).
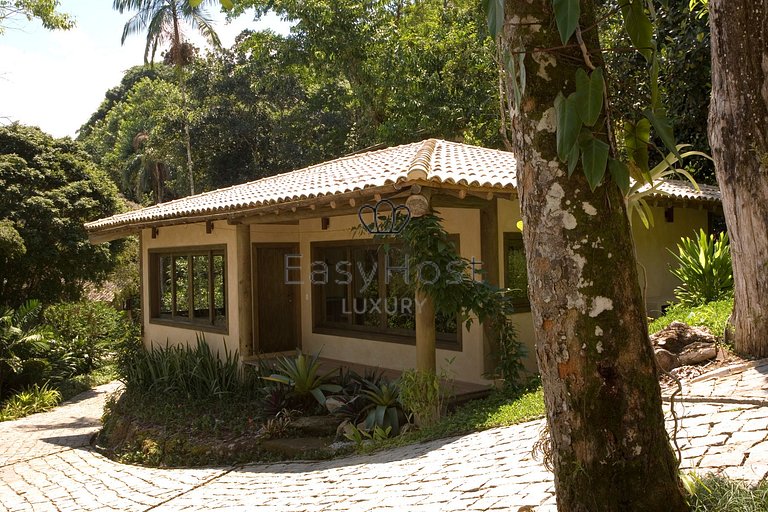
649 299 733 338
688 474 768 511
360 384 545 452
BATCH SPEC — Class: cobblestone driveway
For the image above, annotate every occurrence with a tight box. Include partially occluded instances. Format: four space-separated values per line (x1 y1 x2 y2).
1 361 766 512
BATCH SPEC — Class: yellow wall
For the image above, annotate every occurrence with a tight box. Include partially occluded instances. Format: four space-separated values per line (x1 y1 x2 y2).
140 221 239 357
295 208 486 384
138 201 708 383
496 198 709 373
632 206 708 316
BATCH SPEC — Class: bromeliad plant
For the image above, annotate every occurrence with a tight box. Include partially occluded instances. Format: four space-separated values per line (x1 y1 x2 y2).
262 351 341 408
670 230 733 307
360 378 402 435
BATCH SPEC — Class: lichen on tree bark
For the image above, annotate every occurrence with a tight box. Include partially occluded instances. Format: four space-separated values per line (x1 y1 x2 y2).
503 1 688 510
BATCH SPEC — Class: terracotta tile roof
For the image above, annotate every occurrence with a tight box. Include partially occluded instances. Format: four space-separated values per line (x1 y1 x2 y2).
645 180 721 202
85 138 719 234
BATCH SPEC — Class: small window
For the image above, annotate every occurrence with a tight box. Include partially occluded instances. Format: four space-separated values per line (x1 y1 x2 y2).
149 246 227 332
504 232 530 312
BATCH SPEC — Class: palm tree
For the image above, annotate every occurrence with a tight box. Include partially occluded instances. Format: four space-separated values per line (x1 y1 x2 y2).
113 0 221 195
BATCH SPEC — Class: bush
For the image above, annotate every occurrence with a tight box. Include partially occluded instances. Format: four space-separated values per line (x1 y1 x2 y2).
671 230 733 307
686 474 768 511
0 300 53 398
399 369 445 428
649 299 733 338
120 335 252 399
0 383 61 421
44 301 134 375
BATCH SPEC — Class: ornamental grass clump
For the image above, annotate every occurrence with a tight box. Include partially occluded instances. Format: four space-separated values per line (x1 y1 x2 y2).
670 230 733 307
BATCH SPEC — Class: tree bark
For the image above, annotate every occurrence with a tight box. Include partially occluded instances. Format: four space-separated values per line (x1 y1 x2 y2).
504 1 687 510
708 0 768 358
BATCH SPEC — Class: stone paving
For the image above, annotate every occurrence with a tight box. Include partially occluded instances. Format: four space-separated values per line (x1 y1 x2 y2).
0 361 765 512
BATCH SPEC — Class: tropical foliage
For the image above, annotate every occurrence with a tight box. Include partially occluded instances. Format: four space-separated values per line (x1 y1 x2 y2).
262 351 341 407
670 230 733 306
0 124 122 307
0 0 74 34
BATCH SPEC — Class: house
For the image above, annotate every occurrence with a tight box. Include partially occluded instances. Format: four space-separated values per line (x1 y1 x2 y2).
85 139 721 384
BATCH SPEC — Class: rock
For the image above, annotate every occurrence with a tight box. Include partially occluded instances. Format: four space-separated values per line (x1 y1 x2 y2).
289 415 342 437
324 396 346 414
650 321 718 354
678 341 717 366
655 348 680 372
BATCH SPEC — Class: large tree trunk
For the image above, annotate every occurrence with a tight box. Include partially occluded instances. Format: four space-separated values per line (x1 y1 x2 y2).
708 1 768 358
504 1 687 510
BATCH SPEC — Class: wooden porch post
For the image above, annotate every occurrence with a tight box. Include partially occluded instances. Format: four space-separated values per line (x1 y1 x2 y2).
408 191 437 373
236 223 253 358
480 198 500 374
415 288 436 372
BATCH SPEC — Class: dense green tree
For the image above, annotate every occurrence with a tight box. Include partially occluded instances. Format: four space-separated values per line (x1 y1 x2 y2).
599 0 713 181
0 124 121 307
234 0 500 148
0 0 74 33
114 0 223 194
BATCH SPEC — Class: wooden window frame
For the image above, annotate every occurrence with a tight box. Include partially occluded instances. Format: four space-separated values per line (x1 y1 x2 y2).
310 238 462 351
148 245 228 334
503 232 531 313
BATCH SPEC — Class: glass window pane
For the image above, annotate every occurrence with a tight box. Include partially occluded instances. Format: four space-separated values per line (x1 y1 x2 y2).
192 254 210 321
384 246 415 330
174 255 189 317
158 255 172 317
352 247 380 328
320 247 349 324
213 254 226 326
506 238 530 306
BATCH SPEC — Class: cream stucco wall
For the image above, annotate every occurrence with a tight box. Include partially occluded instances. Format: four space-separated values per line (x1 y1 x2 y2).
632 206 709 316
140 221 239 357
496 198 710 374
138 200 709 384
295 208 486 384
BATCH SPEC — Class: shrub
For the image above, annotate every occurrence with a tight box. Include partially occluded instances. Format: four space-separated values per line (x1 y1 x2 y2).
120 335 246 399
0 300 53 398
671 230 733 307
0 383 61 421
399 369 445 428
44 301 134 375
649 299 733 338
261 351 341 408
685 474 768 511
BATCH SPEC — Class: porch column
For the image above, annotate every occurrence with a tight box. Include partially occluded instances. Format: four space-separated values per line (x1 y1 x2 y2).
408 191 437 373
480 198 500 374
415 288 436 372
236 224 253 358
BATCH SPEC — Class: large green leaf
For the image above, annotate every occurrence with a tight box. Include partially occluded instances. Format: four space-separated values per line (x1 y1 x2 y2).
643 107 682 160
567 140 580 176
579 132 610 191
609 158 630 195
553 0 580 44
484 0 505 38
621 0 654 62
623 119 651 177
574 68 604 127
555 92 581 162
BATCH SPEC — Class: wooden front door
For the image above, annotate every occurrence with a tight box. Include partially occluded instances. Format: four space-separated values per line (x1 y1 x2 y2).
254 245 301 353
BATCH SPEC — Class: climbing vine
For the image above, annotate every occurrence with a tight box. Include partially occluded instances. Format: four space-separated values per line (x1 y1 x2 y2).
397 214 526 385
488 0 708 227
